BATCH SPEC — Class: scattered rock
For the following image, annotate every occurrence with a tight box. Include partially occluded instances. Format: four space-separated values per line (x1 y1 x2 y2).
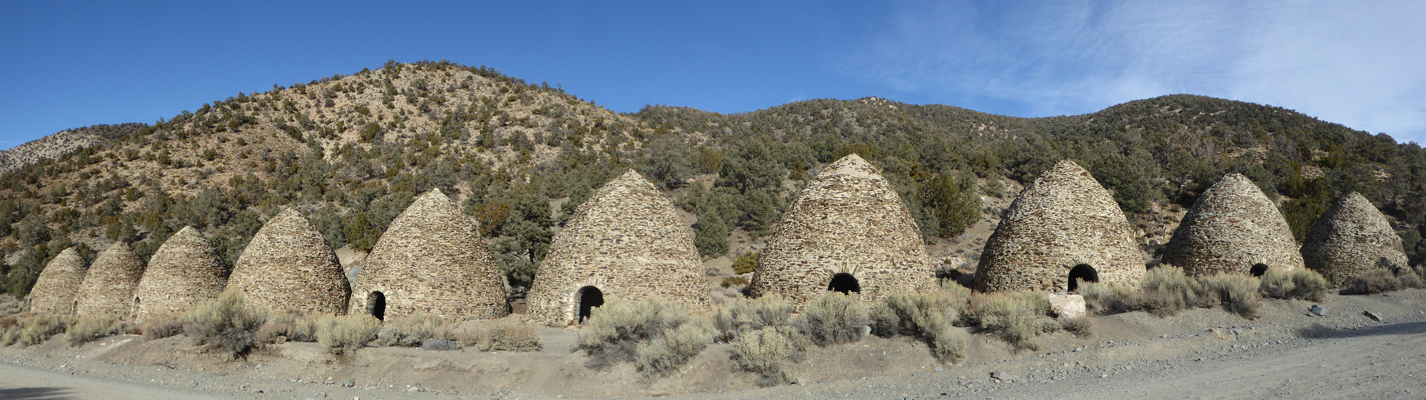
421 338 458 351
1310 305 1327 316
934 367 944 372
990 371 1018 382
1046 293 1086 319
1363 311 1382 322
344 380 355 388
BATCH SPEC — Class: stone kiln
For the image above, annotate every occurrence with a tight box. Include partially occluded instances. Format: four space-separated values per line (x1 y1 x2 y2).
75 242 145 317
27 247 88 315
133 226 229 324
1301 192 1409 285
349 189 509 321
527 170 707 325
1162 173 1303 276
750 154 937 307
974 160 1145 292
226 208 350 315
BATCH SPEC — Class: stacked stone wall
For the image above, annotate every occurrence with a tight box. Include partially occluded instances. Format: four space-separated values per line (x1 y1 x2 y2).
1162 173 1303 276
27 248 88 315
527 170 707 325
75 242 145 318
133 226 229 324
1301 192 1409 285
750 154 937 308
350 189 509 321
225 209 350 315
974 160 1145 292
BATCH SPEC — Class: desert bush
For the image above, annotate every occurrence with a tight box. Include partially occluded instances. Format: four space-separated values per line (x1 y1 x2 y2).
1197 274 1262 319
1078 281 1135 312
141 314 185 340
1400 266 1426 289
3 313 73 347
963 291 1053 351
720 276 750 288
65 314 133 346
460 320 542 352
711 295 794 342
315 314 380 355
870 290 970 362
732 252 759 275
182 290 267 359
1340 268 1403 295
635 319 714 377
577 298 708 375
375 312 455 347
0 314 18 331
1259 269 1329 302
793 292 868 346
254 313 295 344
289 315 321 342
1058 317 1094 338
730 326 806 387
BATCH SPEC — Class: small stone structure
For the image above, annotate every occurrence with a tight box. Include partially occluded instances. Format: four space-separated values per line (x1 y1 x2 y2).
27 248 88 315
527 170 707 325
1301 192 1409 285
750 154 938 307
226 209 350 315
75 242 145 318
974 160 1145 292
1162 173 1303 276
350 189 509 321
133 226 229 324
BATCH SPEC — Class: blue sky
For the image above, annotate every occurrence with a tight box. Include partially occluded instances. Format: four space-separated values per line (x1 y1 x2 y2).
3 1 1424 150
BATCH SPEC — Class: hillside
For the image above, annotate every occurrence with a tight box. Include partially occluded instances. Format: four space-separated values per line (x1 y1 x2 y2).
1 60 1423 299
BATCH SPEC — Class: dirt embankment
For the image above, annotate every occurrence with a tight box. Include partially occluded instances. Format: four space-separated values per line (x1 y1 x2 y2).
3 290 1426 399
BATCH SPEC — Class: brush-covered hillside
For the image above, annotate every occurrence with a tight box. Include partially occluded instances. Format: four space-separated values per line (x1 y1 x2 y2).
1 60 1423 299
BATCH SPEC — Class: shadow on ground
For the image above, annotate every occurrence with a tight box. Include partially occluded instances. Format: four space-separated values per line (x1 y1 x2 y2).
0 387 75 400
1295 320 1426 339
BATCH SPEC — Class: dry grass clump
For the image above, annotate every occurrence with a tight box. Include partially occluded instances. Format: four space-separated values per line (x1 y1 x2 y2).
1081 265 1262 319
1058 317 1093 338
1259 269 1329 302
140 314 185 340
1339 267 1426 295
576 298 711 377
962 291 1053 351
375 312 455 347
720 276 750 288
459 320 542 352
1 313 74 347
870 290 970 361
730 325 808 387
65 314 134 346
793 292 868 346
711 295 794 342
182 290 267 359
315 314 381 355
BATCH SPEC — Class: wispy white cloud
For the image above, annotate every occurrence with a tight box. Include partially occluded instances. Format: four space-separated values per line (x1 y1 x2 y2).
841 0 1426 142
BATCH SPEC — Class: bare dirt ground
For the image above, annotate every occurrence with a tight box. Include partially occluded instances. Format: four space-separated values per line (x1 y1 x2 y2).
3 289 1425 399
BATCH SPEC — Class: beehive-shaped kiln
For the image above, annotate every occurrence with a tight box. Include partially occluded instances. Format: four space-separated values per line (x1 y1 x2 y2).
974 160 1145 292
1301 192 1409 285
28 247 88 315
527 170 706 325
225 208 350 315
350 189 509 321
75 242 144 317
133 226 229 324
749 154 937 307
1162 173 1303 276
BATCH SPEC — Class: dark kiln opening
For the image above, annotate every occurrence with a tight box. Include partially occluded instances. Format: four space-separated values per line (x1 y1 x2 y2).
576 286 604 324
827 273 861 294
1068 264 1099 292
367 291 386 321
1250 263 1269 277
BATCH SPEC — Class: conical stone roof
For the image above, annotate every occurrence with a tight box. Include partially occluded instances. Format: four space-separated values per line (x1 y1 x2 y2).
133 226 229 324
528 170 707 325
225 209 350 315
28 247 88 315
750 154 937 307
1301 192 1409 285
350 189 509 321
975 160 1145 292
75 242 145 318
1162 173 1303 276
